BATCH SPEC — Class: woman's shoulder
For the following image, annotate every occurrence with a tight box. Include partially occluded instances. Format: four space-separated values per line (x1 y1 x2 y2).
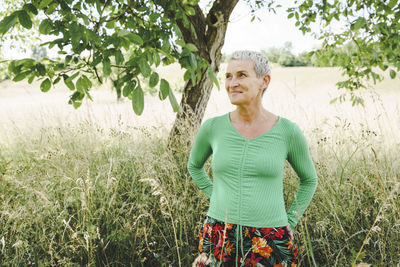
202 113 228 127
277 116 305 137
277 116 297 128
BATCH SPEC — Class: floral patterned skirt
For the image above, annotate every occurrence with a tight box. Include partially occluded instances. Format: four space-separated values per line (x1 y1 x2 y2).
194 216 297 267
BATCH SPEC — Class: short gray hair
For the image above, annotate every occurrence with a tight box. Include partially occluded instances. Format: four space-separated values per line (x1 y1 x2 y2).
229 50 271 77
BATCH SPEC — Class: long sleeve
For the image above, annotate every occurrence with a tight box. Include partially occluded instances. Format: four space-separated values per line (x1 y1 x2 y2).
187 119 214 198
286 123 318 231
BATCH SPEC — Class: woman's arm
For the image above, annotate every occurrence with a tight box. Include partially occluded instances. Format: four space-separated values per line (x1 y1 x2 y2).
187 119 214 198
286 123 318 231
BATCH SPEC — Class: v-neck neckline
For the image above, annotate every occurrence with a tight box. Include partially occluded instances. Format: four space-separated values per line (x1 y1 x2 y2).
226 112 281 141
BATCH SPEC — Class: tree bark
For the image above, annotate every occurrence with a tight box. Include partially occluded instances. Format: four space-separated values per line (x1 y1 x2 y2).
168 0 239 148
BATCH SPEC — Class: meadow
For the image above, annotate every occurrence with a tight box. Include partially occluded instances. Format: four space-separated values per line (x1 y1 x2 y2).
0 65 399 266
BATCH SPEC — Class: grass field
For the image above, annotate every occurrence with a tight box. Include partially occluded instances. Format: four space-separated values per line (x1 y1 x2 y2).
0 65 399 266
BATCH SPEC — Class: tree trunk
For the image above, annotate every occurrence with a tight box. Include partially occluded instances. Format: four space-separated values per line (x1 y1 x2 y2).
168 0 239 148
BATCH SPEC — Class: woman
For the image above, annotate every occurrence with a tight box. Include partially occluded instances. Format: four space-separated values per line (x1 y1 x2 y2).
187 50 318 267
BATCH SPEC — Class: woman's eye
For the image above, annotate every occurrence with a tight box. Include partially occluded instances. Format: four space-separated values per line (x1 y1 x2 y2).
239 73 246 77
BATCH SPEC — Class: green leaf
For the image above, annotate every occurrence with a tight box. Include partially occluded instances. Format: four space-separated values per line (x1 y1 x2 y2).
186 43 198 52
53 76 61 84
63 75 75 90
185 6 196 16
189 53 197 69
132 85 144 115
146 51 154 65
18 10 32 29
76 76 86 92
103 59 111 76
127 33 143 45
91 54 102 67
288 13 294 19
0 13 17 34
390 69 396 79
24 4 38 15
36 63 46 76
39 19 52 34
351 17 366 31
39 0 53 9
40 78 51 92
172 23 182 38
176 39 186 47
139 58 151 77
123 81 136 97
149 72 159 87
379 64 388 71
105 21 115 29
190 70 196 85
159 79 170 100
388 0 397 9
68 91 84 109
115 50 124 65
162 38 171 51
183 69 191 81
28 74 35 84
70 23 81 50
68 72 79 81
149 13 159 22
207 66 220 90
168 89 179 112
81 74 92 89
72 101 82 109
45 3 57 15
13 71 31 82
65 55 72 65
14 58 35 68
153 51 161 66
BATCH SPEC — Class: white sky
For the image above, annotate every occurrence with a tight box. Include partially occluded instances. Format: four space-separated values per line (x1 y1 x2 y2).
221 1 322 55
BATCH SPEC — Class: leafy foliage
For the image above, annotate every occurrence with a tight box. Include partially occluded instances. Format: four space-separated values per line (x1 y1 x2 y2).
0 0 211 114
287 0 400 105
0 1 41 81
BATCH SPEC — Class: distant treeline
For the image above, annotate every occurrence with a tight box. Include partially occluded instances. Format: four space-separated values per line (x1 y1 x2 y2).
223 41 353 67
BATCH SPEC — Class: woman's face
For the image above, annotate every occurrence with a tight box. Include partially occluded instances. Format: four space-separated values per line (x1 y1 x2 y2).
225 59 270 106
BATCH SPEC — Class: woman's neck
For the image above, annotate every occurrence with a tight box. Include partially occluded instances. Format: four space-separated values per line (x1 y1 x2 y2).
232 105 267 124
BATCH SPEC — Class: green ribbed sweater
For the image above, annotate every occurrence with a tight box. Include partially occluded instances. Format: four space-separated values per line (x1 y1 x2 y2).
187 112 318 231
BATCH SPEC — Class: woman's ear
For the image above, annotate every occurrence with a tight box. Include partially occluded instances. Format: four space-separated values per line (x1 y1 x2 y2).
262 74 271 89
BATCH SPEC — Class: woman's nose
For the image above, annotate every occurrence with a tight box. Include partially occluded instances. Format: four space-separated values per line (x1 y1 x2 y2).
227 77 239 88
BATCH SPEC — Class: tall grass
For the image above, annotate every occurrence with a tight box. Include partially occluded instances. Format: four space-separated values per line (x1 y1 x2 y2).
0 111 399 266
